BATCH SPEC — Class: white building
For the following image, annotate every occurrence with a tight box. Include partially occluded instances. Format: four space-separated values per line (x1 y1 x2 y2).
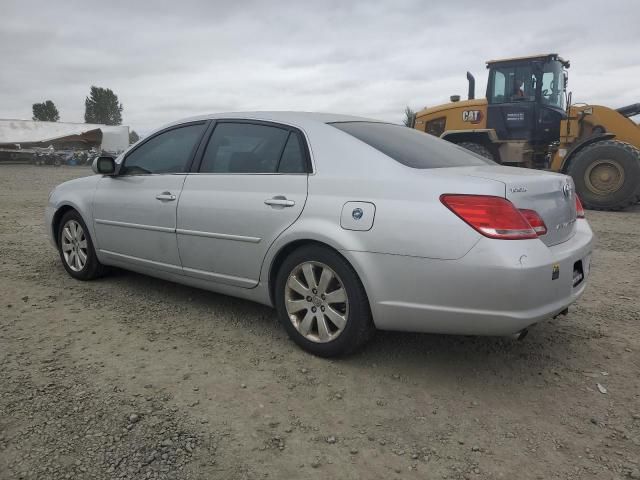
0 119 129 153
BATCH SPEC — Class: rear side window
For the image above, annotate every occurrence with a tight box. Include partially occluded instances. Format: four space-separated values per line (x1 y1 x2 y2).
121 123 205 175
200 123 297 174
330 121 494 169
278 132 307 173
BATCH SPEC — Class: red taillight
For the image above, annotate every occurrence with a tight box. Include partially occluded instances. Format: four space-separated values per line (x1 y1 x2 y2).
575 195 585 218
440 194 537 240
519 209 547 236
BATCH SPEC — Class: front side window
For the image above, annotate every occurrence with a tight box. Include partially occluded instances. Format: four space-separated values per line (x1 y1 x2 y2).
199 122 307 174
330 121 493 169
121 123 205 175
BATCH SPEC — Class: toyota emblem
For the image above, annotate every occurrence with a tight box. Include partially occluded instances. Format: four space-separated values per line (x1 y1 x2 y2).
562 182 573 199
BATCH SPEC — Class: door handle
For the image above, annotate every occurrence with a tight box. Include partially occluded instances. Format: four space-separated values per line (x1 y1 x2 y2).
265 196 295 207
156 192 177 201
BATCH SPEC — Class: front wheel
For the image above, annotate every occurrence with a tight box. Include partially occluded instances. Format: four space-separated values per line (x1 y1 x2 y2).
567 140 640 210
57 210 106 280
275 245 374 357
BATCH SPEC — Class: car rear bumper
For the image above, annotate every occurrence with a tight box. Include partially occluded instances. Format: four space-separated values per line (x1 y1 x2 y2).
343 220 593 336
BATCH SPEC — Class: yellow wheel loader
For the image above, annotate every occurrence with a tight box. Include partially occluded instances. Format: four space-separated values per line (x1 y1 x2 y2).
413 54 640 210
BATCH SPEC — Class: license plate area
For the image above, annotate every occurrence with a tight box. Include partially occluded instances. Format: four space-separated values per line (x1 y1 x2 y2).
573 260 584 288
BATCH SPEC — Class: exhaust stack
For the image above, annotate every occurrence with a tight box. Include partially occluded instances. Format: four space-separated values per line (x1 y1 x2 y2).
467 71 475 100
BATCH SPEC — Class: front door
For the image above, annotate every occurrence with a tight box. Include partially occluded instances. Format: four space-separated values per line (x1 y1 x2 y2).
486 64 537 141
93 122 208 273
177 121 310 287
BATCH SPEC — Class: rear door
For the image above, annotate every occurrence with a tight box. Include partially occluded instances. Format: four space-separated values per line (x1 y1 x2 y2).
93 122 208 273
177 121 310 287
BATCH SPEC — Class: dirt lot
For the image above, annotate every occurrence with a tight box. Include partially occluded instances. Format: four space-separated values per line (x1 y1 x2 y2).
0 165 638 480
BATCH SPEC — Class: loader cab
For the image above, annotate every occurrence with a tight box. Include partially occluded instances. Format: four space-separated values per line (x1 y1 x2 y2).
486 54 568 145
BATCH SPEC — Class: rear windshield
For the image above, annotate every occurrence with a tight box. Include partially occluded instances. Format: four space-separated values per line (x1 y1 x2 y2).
330 121 494 169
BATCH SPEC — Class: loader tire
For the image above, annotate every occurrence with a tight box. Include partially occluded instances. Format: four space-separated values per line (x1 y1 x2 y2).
567 140 640 211
457 142 495 161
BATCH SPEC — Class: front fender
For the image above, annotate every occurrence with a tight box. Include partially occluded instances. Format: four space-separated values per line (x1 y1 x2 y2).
47 176 100 248
559 133 615 172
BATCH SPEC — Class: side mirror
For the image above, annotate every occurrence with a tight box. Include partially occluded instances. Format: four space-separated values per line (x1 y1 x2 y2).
92 156 116 175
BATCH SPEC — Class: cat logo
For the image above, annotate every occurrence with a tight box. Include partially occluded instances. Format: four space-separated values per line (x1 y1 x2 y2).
462 110 483 124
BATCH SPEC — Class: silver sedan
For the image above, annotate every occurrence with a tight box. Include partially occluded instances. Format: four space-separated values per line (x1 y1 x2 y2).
46 112 593 356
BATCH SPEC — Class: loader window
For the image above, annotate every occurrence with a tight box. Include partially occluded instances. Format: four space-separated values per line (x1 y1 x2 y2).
540 61 565 109
489 65 535 104
426 117 446 137
491 71 506 103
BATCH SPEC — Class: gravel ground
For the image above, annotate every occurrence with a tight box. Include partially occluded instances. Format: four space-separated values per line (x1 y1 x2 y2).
1 165 639 480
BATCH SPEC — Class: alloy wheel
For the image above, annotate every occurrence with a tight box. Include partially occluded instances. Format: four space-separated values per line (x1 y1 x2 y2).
284 261 349 343
61 219 88 272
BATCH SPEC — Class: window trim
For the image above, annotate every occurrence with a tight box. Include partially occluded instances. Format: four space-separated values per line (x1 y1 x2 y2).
118 120 210 176
190 119 313 175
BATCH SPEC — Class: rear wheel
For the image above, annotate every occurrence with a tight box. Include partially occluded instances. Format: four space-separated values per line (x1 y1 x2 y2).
567 140 640 210
457 142 495 161
275 245 374 357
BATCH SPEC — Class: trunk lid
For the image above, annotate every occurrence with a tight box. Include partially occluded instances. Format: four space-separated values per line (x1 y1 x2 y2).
458 166 577 246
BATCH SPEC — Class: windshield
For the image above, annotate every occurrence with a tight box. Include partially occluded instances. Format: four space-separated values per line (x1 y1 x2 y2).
330 122 494 169
539 60 565 109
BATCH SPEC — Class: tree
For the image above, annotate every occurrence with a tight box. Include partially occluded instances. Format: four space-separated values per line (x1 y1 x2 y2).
129 130 140 144
32 100 60 122
84 86 123 125
403 106 416 127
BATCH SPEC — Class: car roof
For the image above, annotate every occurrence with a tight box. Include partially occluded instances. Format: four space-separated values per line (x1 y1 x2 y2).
161 111 388 131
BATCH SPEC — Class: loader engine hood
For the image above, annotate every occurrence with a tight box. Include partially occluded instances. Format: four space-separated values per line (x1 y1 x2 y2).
416 98 488 117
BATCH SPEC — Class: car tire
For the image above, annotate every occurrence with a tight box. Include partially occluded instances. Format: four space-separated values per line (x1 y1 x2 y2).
57 210 106 280
567 139 640 211
457 141 495 161
275 244 374 357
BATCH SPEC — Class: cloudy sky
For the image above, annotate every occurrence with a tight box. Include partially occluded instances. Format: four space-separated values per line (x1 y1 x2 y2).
2 0 639 134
